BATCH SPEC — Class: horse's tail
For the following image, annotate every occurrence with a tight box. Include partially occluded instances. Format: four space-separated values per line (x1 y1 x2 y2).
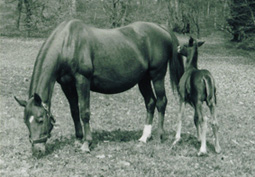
168 31 184 94
203 74 217 106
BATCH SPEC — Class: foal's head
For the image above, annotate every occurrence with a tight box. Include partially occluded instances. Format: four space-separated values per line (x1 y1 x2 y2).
177 37 205 70
14 93 55 156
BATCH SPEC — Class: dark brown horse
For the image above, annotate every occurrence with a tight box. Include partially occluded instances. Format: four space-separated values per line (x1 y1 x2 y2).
172 37 221 156
14 19 184 156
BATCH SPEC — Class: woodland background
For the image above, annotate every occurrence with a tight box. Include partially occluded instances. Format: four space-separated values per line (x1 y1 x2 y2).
0 0 255 50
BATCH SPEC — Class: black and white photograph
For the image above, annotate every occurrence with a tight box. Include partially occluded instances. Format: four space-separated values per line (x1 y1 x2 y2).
0 0 254 176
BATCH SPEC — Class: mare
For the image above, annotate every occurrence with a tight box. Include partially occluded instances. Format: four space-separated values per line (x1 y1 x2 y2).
173 37 221 156
14 19 184 156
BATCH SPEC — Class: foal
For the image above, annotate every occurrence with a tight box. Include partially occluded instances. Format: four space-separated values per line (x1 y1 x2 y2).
173 37 221 156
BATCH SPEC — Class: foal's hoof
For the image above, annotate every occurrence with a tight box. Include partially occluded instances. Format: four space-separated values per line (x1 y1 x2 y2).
172 138 181 146
81 142 90 153
215 146 221 154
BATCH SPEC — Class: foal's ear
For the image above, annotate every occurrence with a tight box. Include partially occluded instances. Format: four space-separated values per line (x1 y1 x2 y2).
189 37 194 46
34 93 42 106
14 96 27 107
198 41 205 47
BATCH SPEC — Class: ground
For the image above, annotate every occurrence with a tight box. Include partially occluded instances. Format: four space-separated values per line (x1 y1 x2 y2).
0 33 255 176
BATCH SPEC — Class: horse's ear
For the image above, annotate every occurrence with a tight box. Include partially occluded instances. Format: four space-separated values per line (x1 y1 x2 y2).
198 41 205 47
189 37 194 46
14 96 27 107
34 93 42 106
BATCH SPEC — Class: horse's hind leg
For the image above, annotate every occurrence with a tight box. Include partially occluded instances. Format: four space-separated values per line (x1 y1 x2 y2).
152 78 167 142
209 103 221 153
59 79 83 141
75 74 92 152
138 76 156 143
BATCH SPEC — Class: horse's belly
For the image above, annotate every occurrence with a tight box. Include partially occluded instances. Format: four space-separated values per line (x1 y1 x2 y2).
90 71 145 94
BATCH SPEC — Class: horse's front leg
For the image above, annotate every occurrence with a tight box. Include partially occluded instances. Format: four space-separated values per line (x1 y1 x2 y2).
59 80 83 142
75 74 92 153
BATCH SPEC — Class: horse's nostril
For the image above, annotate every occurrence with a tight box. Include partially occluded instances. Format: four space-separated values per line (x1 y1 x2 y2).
32 143 46 156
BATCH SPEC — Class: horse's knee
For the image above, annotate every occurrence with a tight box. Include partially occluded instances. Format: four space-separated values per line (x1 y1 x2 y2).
156 96 167 112
146 97 156 113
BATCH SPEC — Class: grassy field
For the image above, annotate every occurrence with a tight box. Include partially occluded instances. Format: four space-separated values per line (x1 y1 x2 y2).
0 33 255 176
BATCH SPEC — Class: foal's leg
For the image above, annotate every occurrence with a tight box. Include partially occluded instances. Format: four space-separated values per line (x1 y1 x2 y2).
138 77 156 143
209 103 221 153
172 100 185 146
75 74 92 152
152 79 167 141
60 81 83 141
194 109 201 142
195 101 208 156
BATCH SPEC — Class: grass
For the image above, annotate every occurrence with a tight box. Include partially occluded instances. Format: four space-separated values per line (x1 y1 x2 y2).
0 33 255 176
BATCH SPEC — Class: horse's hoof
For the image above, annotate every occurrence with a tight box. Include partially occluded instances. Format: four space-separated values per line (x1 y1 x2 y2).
156 132 165 143
197 150 207 156
81 142 90 153
74 139 82 148
138 136 148 143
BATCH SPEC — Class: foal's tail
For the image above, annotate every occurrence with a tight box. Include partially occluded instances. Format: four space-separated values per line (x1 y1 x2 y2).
203 74 217 106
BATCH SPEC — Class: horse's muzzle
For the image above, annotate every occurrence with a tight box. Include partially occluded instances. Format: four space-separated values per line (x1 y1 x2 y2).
32 143 46 156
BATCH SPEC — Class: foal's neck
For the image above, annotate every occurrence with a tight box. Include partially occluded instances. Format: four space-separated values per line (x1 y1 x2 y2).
185 49 198 71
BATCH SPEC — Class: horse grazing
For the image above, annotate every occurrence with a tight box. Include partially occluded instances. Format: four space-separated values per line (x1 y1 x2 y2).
14 19 184 156
172 37 221 156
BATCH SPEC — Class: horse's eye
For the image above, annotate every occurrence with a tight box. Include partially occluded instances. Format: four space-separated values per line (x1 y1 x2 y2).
36 117 44 124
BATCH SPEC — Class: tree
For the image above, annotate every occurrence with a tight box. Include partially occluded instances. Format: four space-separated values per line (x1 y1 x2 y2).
227 0 255 41
103 0 130 28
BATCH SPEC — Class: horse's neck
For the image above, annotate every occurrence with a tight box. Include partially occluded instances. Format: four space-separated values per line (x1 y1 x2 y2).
29 56 58 104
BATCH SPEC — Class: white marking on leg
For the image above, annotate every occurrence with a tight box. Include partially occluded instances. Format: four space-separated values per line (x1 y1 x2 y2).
139 125 152 143
29 116 34 123
198 116 208 156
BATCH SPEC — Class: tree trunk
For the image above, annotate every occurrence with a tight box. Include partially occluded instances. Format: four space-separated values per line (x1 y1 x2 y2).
207 1 210 17
70 0 76 16
111 0 118 27
24 0 32 37
17 0 23 30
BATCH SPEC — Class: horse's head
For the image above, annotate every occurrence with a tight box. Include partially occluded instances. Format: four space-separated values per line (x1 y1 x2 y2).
177 37 205 70
14 93 55 156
